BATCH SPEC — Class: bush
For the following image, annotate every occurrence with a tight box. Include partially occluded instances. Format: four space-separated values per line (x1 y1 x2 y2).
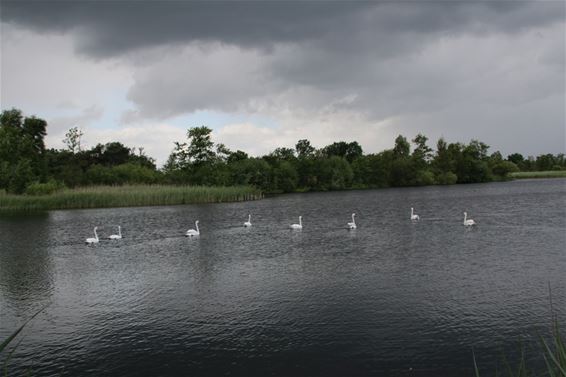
415 170 435 186
492 161 519 177
25 180 64 196
436 172 458 185
111 163 162 184
272 161 298 193
9 159 35 194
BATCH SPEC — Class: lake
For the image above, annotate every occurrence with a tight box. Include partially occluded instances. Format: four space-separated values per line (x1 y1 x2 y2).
1 179 565 376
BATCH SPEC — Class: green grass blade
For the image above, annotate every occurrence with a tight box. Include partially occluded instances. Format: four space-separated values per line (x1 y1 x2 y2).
0 306 45 353
541 336 566 376
473 348 481 377
3 337 24 377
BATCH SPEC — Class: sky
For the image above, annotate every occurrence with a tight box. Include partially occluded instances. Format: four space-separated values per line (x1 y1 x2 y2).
1 0 564 166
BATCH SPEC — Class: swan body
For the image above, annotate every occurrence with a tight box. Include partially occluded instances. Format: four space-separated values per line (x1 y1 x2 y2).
347 213 357 229
244 214 252 227
108 225 122 240
463 212 476 226
410 207 420 221
86 227 99 244
186 220 200 237
290 216 303 230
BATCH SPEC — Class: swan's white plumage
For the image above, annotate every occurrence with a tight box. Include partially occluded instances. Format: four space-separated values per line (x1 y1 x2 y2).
347 213 357 229
186 220 200 237
463 212 476 226
290 216 303 230
410 207 420 221
86 227 99 244
109 225 122 240
244 214 252 227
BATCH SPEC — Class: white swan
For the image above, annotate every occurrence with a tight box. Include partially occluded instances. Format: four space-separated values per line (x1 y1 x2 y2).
290 216 303 230
243 214 252 227
347 213 357 229
86 227 99 244
186 220 200 237
410 207 420 221
108 225 122 240
463 212 476 227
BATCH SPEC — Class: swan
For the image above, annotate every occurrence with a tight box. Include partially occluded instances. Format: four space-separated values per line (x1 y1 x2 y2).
347 213 357 229
243 214 252 227
410 207 420 221
108 225 122 240
463 212 476 227
86 227 99 244
186 220 200 237
290 216 303 230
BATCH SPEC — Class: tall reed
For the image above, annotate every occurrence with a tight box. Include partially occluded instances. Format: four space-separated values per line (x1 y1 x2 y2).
510 171 566 179
0 185 262 211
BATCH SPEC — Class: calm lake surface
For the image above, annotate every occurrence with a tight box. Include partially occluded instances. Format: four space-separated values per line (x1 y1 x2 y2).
1 179 565 376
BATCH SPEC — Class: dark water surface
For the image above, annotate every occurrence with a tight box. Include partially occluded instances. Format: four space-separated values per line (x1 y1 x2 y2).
1 179 565 376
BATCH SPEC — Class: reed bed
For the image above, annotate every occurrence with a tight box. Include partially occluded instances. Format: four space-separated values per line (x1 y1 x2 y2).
0 185 263 211
510 171 566 179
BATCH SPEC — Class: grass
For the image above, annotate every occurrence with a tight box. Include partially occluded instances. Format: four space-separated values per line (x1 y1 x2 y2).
473 321 565 377
474 287 565 377
1 307 46 376
510 171 566 179
0 184 263 211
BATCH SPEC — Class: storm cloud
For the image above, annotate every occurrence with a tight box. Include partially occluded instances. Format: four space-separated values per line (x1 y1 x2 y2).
1 0 564 163
2 1 562 57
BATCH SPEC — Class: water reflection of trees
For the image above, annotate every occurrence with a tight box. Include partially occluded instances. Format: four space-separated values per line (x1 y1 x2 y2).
0 213 54 311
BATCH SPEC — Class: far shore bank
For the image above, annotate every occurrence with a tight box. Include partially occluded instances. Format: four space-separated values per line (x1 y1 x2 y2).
509 170 566 179
0 185 262 212
1 175 564 212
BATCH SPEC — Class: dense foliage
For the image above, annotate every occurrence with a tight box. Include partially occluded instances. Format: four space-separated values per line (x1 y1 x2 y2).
1 108 565 195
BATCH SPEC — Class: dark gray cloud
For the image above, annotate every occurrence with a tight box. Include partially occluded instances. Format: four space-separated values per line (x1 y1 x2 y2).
1 1 563 58
1 0 564 158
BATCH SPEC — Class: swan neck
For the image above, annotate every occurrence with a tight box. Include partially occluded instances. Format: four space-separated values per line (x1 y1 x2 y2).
94 228 98 239
195 221 199 232
118 226 121 236
299 217 302 226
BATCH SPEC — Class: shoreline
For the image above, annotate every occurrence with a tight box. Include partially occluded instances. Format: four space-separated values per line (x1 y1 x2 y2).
2 176 564 212
509 171 566 179
0 185 263 212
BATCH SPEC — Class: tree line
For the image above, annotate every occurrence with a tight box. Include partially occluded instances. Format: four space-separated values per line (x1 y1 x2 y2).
1 108 564 195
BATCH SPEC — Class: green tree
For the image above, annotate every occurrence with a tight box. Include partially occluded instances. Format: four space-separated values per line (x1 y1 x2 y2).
507 153 524 166
270 147 296 161
215 143 231 162
0 109 48 192
9 159 35 194
63 127 83 153
433 138 453 174
272 161 298 192
393 135 410 158
0 108 23 129
454 140 492 183
536 154 556 171
492 160 519 177
317 156 353 190
322 141 363 162
227 150 249 163
22 117 47 154
187 126 216 165
295 139 315 159
412 134 432 167
230 158 271 189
